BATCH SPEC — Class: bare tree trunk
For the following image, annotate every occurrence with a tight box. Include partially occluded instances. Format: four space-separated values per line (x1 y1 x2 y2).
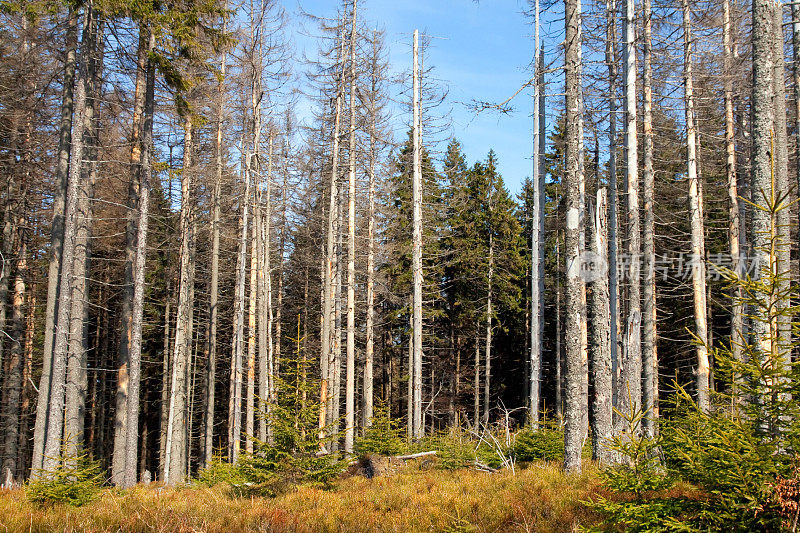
411 29 424 440
165 114 195 484
591 189 613 463
530 8 545 427
363 31 380 428
246 189 258 452
682 0 710 412
723 0 742 362
32 7 77 474
320 31 346 441
123 32 154 487
751 0 776 402
344 0 358 454
41 5 92 475
483 233 493 426
641 0 658 435
473 335 480 426
3 234 26 485
604 0 621 430
204 35 226 469
772 2 791 358
622 0 641 421
65 11 103 461
113 26 150 484
259 135 274 444
564 0 586 471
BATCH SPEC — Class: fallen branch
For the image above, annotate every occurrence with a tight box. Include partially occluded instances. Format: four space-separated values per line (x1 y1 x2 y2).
394 451 437 461
473 461 498 473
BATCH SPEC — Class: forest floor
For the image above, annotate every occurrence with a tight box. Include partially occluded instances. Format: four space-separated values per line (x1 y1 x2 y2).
0 462 603 532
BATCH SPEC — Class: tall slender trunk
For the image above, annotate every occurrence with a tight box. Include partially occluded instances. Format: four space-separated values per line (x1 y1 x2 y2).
604 0 621 429
204 28 226 469
641 0 658 434
473 335 480 426
724 0 744 400
364 31 379 427
65 11 103 461
165 113 195 484
246 189 258 452
344 0 358 454
320 31 346 441
123 32 154 487
483 232 493 426
682 0 710 412
564 0 586 471
32 7 77 474
591 189 613 463
411 29 424 440
41 5 92 475
3 235 26 485
259 136 274 444
622 0 641 420
530 5 545 426
772 2 791 358
112 26 150 484
751 0 777 414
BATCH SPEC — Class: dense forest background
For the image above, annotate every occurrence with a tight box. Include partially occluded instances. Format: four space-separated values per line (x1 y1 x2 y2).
0 0 792 490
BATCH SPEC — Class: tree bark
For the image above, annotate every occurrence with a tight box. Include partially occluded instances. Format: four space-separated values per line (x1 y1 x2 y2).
123 32 154 487
344 0 358 454
604 0 621 430
320 30 346 441
622 0 641 421
411 29 424 440
32 6 78 475
41 5 92 476
590 189 613 463
204 31 226 468
112 26 150 484
564 0 586 472
530 9 545 427
165 113 195 484
641 0 658 435
682 0 710 412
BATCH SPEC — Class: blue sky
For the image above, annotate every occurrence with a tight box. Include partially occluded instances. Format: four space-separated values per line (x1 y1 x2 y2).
292 0 540 195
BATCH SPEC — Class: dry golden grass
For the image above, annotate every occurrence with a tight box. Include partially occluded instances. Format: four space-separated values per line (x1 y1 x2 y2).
0 463 602 532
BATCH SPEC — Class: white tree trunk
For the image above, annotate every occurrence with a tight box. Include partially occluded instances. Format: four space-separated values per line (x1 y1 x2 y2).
564 0 586 472
411 29 424 440
681 0 710 412
344 0 358 454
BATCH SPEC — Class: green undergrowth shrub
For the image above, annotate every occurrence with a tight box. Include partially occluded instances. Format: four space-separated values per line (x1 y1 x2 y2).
195 454 245 488
587 217 800 532
197 360 346 497
426 427 477 470
26 450 103 507
512 422 565 463
354 400 407 457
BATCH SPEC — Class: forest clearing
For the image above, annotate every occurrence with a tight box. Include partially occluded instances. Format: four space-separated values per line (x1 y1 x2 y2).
0 462 600 532
3 0 800 529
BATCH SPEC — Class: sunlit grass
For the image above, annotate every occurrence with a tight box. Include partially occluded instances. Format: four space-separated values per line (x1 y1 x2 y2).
0 462 602 532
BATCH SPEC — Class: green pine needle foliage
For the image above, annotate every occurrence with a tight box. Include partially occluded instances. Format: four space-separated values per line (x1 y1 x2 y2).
26 450 103 507
229 348 345 497
587 214 797 532
354 400 406 457
511 422 565 463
